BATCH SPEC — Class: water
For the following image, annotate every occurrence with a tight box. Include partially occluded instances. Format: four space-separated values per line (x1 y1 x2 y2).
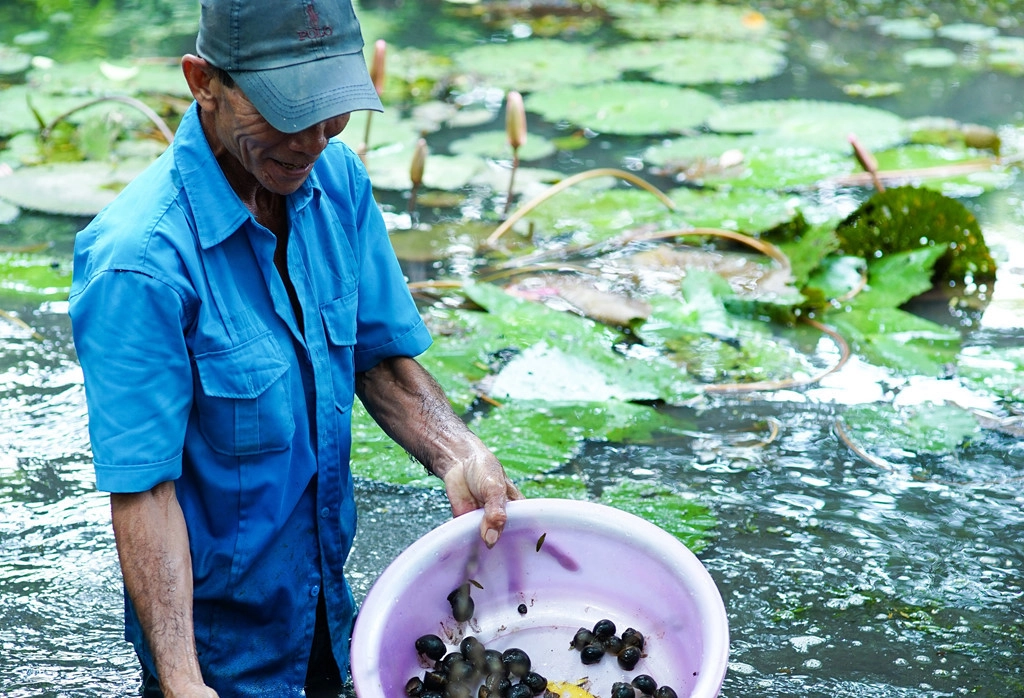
2 1 1023 696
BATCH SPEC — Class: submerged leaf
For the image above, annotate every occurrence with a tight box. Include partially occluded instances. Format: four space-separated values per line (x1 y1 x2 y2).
835 186 996 283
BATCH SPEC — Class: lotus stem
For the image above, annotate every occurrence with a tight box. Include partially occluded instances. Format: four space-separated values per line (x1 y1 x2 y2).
503 91 527 218
848 133 884 192
408 138 427 215
485 168 675 249
363 40 387 152
624 227 792 274
0 309 44 341
41 95 174 144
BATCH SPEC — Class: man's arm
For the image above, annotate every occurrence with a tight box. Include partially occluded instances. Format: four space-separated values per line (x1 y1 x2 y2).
355 355 521 547
110 481 218 698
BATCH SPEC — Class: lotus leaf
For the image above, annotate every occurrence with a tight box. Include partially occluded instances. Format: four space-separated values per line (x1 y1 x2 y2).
28 58 190 98
0 159 151 216
410 101 494 133
0 252 72 299
667 186 801 233
903 47 958 68
607 2 779 43
526 82 720 136
602 39 786 86
451 39 618 92
0 86 83 137
468 161 563 199
826 307 960 376
13 31 50 47
448 130 556 161
957 346 1024 404
500 186 679 246
937 23 999 43
389 219 494 263
875 18 935 40
600 481 716 552
706 100 908 153
849 246 947 309
0 199 18 225
338 109 422 152
517 474 588 500
872 144 1010 196
987 50 1024 75
842 80 904 98
840 402 979 456
835 186 996 283
0 46 32 79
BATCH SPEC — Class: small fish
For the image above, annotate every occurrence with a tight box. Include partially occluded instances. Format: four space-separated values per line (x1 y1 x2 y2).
536 532 547 552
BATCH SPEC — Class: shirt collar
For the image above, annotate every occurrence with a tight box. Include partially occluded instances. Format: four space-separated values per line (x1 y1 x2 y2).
173 102 320 250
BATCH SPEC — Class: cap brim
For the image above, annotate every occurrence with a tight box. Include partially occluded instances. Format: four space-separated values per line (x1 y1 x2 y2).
231 50 383 134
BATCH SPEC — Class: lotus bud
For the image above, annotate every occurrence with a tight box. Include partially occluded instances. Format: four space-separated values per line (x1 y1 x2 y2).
410 138 427 188
505 90 527 151
370 39 386 96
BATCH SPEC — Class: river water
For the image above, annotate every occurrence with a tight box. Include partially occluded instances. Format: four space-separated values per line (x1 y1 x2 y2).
1 1 1023 696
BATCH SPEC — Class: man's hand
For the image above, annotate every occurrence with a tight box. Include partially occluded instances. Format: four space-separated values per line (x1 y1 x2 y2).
355 356 523 546
164 679 220 698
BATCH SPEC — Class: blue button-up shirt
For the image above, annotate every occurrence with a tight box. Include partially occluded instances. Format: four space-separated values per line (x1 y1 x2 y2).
69 102 431 696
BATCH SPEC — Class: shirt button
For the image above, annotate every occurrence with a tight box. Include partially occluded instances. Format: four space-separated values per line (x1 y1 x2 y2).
320 507 330 518
310 585 320 598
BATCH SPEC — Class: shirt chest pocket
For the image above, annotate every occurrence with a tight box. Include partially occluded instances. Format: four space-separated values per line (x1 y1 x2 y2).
320 292 357 414
192 332 295 456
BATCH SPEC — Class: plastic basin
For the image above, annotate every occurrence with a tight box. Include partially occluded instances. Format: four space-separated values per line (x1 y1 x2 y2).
350 498 729 697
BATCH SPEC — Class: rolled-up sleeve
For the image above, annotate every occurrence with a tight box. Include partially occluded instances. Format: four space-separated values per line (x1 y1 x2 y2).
69 269 193 492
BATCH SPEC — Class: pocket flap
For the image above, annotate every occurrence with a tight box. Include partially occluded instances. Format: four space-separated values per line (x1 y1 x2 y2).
194 332 289 399
321 292 357 347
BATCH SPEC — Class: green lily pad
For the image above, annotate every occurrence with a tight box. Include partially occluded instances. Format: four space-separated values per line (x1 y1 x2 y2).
0 159 152 216
903 47 959 68
28 58 190 98
825 307 960 376
451 39 619 92
673 187 803 233
937 23 999 43
600 481 716 553
389 219 495 263
607 2 779 43
350 399 437 487
0 46 33 79
602 39 786 86
469 161 564 199
526 82 720 136
338 108 423 152
840 402 979 456
0 252 72 299
987 50 1024 75
706 100 908 153
410 101 495 133
842 80 904 98
849 246 948 309
0 85 84 137
957 346 1024 404
872 144 1011 196
0 198 19 224
448 130 557 162
876 18 935 40
835 185 996 283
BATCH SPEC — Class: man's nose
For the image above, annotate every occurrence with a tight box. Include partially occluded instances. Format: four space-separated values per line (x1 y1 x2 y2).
289 123 329 155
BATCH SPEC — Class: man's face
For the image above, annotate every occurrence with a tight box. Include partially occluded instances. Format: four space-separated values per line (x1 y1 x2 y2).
208 77 351 196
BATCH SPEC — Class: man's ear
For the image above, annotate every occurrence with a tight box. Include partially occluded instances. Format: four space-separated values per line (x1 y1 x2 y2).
181 54 217 110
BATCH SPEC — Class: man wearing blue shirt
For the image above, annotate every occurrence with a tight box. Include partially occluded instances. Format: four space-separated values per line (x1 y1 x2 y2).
68 1 520 696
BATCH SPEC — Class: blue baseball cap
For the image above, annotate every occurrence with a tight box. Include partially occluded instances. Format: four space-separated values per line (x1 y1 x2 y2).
196 0 383 134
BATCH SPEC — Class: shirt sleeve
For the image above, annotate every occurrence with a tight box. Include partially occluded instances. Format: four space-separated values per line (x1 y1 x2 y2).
342 149 433 372
69 269 194 492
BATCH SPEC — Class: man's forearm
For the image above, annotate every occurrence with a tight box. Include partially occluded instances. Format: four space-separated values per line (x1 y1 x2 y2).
354 355 483 478
110 481 211 696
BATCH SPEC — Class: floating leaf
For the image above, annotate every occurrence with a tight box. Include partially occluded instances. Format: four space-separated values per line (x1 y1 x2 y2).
957 346 1024 405
0 252 72 300
448 130 556 162
608 2 778 43
0 199 19 225
451 39 619 92
601 39 786 86
526 82 720 136
903 47 958 68
600 481 717 553
849 246 947 309
350 399 436 487
667 186 801 233
706 99 907 153
840 402 979 456
835 185 996 283
517 474 589 500
826 307 960 376
0 46 32 80
0 159 151 216
876 18 935 40
937 23 999 43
